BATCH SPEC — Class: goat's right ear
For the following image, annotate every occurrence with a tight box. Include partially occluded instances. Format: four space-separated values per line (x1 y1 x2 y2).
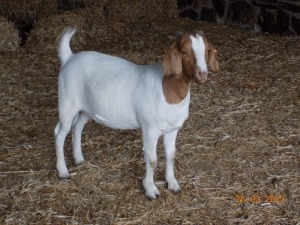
203 37 220 73
163 42 182 77
207 43 220 73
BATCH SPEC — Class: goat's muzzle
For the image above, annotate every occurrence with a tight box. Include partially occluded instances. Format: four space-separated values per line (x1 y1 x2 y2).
194 71 208 84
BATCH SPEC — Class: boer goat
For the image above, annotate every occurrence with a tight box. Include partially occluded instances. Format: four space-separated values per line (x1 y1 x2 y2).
55 27 220 199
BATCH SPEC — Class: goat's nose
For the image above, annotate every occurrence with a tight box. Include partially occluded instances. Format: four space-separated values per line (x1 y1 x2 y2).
200 71 208 80
194 71 208 84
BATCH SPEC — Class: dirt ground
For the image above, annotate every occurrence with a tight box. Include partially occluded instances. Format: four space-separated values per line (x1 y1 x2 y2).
0 3 299 224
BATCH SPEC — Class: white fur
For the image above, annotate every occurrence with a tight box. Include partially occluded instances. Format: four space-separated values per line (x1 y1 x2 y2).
55 28 206 199
58 28 76 65
191 34 207 73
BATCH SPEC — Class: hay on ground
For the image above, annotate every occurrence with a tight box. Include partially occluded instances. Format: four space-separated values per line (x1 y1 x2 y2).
0 16 19 52
0 2 299 224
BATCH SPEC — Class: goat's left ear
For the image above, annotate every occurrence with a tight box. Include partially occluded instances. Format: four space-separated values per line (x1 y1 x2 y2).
204 39 220 73
163 42 182 77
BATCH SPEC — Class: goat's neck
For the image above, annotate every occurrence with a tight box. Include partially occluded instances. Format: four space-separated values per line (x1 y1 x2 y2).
162 74 191 104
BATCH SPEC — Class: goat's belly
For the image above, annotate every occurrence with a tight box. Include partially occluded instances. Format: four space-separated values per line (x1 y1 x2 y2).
93 114 139 130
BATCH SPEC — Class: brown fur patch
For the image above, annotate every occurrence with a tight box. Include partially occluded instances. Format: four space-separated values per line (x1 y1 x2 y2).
162 75 191 104
162 32 220 104
162 34 196 104
162 42 182 77
203 36 220 72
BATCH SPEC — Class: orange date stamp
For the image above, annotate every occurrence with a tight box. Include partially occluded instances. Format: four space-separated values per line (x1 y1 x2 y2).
235 194 285 204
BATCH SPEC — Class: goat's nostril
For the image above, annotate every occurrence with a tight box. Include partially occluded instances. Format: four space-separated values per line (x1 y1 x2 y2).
194 71 208 84
200 72 208 79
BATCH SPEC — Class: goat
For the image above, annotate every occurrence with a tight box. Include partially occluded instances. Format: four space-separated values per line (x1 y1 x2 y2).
55 27 220 199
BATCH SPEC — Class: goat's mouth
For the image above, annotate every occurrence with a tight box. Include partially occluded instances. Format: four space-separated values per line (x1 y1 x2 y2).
194 71 208 84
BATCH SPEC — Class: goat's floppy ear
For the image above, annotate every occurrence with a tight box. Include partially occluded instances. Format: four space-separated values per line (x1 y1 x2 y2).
203 38 220 72
163 41 182 77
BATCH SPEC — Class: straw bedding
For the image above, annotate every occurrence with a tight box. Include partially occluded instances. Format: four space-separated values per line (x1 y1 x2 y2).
0 16 19 52
0 1 299 224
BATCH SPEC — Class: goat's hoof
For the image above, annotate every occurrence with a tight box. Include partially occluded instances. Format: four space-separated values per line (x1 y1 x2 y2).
144 182 160 200
58 173 70 179
75 159 84 166
167 180 181 194
145 190 160 200
171 187 181 194
57 169 70 179
74 154 84 166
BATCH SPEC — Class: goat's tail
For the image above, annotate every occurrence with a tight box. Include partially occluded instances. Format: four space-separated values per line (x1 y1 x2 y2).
58 27 76 66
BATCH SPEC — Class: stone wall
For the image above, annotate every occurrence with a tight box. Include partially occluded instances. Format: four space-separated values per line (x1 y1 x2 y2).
178 0 300 35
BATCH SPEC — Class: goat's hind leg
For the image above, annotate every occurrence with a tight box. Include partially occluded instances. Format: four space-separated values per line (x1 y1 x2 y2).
72 112 89 165
55 109 79 179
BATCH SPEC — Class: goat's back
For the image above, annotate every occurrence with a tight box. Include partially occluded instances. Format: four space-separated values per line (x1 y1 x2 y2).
58 51 169 129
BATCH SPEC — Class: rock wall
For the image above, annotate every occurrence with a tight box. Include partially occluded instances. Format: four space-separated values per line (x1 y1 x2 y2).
178 0 300 35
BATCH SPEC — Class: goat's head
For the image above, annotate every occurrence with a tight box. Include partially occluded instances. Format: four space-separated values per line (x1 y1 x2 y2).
163 32 220 84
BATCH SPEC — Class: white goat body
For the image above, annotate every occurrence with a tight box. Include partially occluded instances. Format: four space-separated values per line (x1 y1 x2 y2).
55 28 219 199
59 52 189 130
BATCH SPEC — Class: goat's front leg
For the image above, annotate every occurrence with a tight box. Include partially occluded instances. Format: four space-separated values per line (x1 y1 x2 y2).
142 129 161 199
163 129 180 193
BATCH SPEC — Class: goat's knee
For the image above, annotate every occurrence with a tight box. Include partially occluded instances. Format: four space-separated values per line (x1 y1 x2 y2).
149 159 157 170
